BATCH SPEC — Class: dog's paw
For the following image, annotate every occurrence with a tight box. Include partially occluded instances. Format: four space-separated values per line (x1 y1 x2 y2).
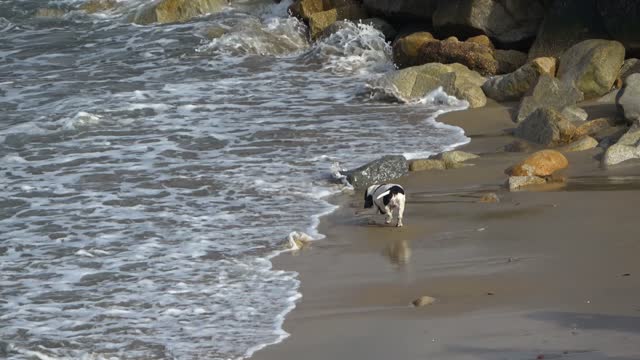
385 220 392 224
396 222 403 227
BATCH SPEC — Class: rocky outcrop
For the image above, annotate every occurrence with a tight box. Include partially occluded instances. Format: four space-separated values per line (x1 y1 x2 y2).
602 124 640 166
557 40 625 99
308 5 368 39
344 155 408 189
558 136 599 152
392 32 436 68
362 0 438 21
507 150 569 177
432 0 545 46
514 107 576 146
418 37 498 76
132 0 227 25
373 63 487 108
482 58 557 102
494 50 527 75
528 0 608 59
616 74 640 125
516 74 584 123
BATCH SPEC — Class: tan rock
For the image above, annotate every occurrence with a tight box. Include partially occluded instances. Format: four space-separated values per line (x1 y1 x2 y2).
412 296 436 307
392 32 436 68
290 0 356 21
418 39 498 76
479 192 500 203
507 150 569 177
530 57 557 77
574 118 613 138
132 0 227 24
558 136 599 153
409 159 446 172
80 0 118 13
35 8 66 17
508 176 547 190
308 5 367 39
434 150 479 168
466 35 493 48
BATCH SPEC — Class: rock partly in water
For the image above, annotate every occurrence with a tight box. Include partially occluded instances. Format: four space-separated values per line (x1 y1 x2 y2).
344 155 408 189
80 0 118 13
373 63 487 108
506 149 569 177
35 8 66 17
557 39 625 99
516 74 584 123
409 159 446 172
412 295 436 307
514 107 576 146
602 124 640 166
418 37 498 76
482 59 549 101
361 17 397 41
508 176 547 190
617 73 640 125
432 0 545 46
479 192 500 203
308 4 368 39
392 32 436 68
434 150 479 168
558 136 599 152
495 49 527 75
132 0 228 25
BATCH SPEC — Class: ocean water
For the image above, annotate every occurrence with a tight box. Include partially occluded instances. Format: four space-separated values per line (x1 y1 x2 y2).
0 1 469 359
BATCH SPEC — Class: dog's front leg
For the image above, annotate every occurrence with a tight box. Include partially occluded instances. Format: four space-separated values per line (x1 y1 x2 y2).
384 206 393 224
396 196 405 227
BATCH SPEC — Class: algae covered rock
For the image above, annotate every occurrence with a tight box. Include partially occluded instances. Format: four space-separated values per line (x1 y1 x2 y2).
558 39 625 99
494 49 527 75
132 0 228 25
392 32 436 68
344 155 408 189
418 38 498 76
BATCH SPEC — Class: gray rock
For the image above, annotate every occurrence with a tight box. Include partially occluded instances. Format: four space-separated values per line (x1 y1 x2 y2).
508 176 546 191
558 136 599 152
620 58 640 81
373 63 487 108
482 62 540 102
516 74 584 123
558 39 625 99
344 155 408 189
561 106 588 122
514 107 576 146
434 150 479 167
617 74 640 124
433 0 545 45
603 124 640 166
495 49 528 75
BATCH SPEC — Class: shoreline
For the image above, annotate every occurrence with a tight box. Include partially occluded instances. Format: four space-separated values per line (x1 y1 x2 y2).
253 100 640 360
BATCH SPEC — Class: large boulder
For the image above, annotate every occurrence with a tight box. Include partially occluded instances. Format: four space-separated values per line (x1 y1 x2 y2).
432 0 545 46
373 63 487 107
616 73 640 125
507 150 569 177
516 74 584 123
308 5 368 39
418 38 498 76
514 107 576 146
557 39 625 99
132 0 227 24
289 0 356 21
495 49 527 75
602 124 640 166
362 0 438 21
344 155 408 189
528 0 609 59
392 32 436 68
482 58 556 102
596 1 640 58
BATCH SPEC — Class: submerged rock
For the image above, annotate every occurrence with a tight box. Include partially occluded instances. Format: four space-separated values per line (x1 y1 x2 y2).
617 74 640 124
602 124 640 166
418 37 498 76
506 150 569 177
344 155 408 189
514 107 576 146
373 63 486 107
558 39 625 99
432 0 545 46
516 74 584 123
80 0 118 13
132 0 228 25
35 8 66 17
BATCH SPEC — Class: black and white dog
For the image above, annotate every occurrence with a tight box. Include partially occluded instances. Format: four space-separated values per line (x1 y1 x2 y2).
363 183 406 227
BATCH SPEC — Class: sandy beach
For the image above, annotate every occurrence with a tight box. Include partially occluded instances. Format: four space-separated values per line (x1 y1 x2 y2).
254 102 640 360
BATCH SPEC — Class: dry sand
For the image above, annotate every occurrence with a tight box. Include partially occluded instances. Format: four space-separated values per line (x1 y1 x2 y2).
253 102 640 360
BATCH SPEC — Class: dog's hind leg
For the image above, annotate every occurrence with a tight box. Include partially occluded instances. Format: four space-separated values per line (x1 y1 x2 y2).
384 206 393 224
396 195 405 227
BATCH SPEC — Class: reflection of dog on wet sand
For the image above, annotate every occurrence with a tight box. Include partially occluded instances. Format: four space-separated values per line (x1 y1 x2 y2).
362 183 405 227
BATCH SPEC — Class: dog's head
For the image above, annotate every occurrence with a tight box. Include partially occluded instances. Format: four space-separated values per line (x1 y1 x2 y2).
363 184 377 208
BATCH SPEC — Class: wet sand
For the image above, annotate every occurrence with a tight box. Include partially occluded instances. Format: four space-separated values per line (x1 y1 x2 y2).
254 102 640 360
